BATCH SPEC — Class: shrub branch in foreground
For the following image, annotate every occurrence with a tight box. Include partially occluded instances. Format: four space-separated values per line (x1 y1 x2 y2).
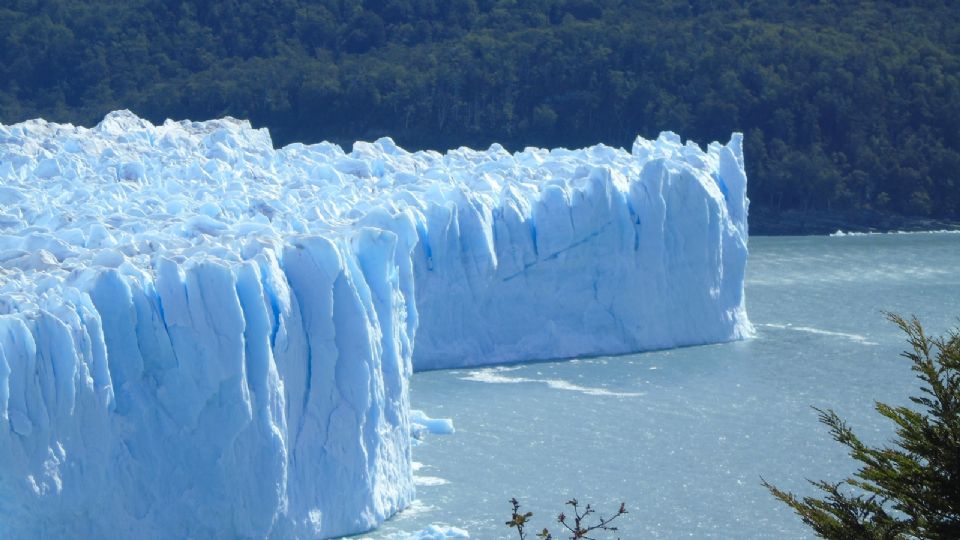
507 497 627 540
764 313 960 539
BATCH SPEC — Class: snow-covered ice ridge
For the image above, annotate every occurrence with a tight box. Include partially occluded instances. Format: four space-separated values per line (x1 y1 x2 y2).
0 111 751 538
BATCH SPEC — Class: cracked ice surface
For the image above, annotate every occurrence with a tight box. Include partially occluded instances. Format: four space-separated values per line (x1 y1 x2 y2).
0 111 750 538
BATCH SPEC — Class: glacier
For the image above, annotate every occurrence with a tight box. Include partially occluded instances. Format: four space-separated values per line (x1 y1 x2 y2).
0 111 750 538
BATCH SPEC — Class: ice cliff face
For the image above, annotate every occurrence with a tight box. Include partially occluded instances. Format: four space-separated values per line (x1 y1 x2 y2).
410 132 750 369
0 111 750 538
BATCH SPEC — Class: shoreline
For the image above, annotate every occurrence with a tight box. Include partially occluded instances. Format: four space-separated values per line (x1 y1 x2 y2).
749 209 960 236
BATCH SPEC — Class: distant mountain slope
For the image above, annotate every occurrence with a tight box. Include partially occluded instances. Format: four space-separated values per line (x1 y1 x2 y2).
1 0 958 225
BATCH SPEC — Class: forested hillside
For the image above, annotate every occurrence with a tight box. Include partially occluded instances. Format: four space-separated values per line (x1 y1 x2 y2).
2 0 958 227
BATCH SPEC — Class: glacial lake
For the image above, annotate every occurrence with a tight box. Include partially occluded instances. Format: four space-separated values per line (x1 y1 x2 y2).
362 232 960 539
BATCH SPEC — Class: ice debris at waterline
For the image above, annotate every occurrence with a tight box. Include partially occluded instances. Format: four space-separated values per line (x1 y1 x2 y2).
0 111 751 538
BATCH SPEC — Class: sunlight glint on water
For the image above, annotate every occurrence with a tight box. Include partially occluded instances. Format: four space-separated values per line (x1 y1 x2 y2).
362 232 960 539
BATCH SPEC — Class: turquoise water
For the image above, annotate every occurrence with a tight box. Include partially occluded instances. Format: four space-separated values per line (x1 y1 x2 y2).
365 232 960 539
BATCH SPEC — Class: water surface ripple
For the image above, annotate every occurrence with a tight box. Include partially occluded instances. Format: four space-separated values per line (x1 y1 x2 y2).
363 232 960 539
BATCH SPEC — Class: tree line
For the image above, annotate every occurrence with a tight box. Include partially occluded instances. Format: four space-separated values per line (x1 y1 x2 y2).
1 0 958 222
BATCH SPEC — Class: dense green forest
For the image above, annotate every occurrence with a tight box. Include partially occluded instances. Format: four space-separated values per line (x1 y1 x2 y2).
1 0 958 226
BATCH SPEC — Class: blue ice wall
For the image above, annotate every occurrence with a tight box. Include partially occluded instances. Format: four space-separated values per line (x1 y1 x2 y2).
0 112 749 538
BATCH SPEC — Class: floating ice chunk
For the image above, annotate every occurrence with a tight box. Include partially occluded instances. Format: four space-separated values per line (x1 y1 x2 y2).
363 524 471 539
411 409 456 436
401 524 470 539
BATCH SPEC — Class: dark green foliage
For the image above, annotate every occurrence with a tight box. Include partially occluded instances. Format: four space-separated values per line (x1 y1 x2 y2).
1 1 959 221
764 314 960 539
